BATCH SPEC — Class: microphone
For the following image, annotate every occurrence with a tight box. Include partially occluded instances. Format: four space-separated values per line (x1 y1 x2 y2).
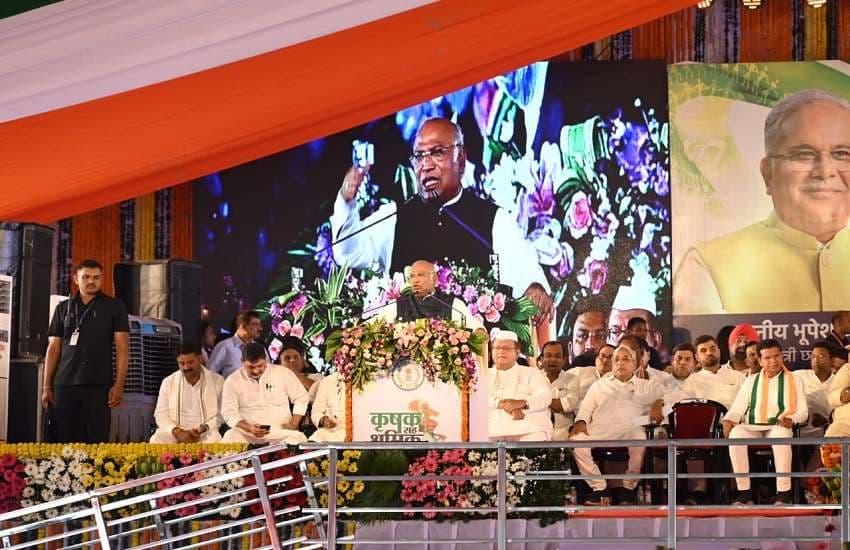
423 292 468 327
359 289 415 320
316 194 417 259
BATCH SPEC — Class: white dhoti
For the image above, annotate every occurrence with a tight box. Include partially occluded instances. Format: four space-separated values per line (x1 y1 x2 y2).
149 428 222 444
571 424 646 491
551 426 571 442
728 424 793 491
222 427 308 445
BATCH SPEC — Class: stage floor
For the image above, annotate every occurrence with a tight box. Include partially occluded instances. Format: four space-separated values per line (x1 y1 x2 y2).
352 512 841 549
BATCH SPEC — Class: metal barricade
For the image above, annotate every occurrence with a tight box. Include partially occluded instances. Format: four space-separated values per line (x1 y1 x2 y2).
0 444 330 550
1 437 848 549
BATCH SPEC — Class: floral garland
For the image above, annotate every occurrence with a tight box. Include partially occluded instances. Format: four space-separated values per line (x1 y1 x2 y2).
325 318 486 392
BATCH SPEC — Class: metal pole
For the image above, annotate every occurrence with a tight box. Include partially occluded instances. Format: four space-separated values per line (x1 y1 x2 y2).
327 448 338 548
250 454 283 550
147 497 173 550
89 496 112 550
842 442 849 546
667 443 677 550
299 460 328 542
497 445 507 550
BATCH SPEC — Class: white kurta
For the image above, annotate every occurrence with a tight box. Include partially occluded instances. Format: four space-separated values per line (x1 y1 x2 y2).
567 365 605 407
309 372 347 442
151 368 224 444
794 369 834 438
827 363 850 436
664 369 737 410
487 364 552 439
221 364 310 444
548 370 579 441
689 368 743 409
724 372 808 426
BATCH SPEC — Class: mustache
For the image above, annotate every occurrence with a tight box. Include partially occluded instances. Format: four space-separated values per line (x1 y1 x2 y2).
800 179 847 192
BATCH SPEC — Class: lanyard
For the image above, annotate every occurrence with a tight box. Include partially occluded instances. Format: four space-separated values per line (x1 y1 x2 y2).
73 295 98 331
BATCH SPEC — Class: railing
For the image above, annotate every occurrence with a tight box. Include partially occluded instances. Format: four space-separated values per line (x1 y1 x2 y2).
1 437 848 549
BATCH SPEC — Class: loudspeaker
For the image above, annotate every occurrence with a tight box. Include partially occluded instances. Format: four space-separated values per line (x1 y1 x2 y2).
114 260 201 336
6 358 44 442
0 223 54 358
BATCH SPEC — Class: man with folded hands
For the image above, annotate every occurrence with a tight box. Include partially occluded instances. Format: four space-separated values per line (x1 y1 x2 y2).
487 330 553 441
151 341 224 444
723 339 808 505
570 344 664 505
221 342 310 444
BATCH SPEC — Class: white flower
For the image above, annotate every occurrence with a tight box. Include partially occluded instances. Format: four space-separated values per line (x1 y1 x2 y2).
22 487 35 498
24 463 38 477
41 489 54 501
45 509 58 519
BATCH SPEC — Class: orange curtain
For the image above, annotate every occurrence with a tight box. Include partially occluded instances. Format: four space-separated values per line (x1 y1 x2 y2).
0 0 698 223
70 204 121 295
171 182 193 260
739 1 793 62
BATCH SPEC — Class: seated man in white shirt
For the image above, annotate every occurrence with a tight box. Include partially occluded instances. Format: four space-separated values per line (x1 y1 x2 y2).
569 343 615 406
618 334 675 390
723 339 808 505
826 361 850 437
151 341 225 444
221 342 310 444
538 340 577 441
797 341 835 439
488 330 553 441
694 335 745 409
309 371 346 442
570 345 664 505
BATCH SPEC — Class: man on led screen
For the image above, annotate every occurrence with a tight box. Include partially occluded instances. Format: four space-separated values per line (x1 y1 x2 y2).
674 89 850 314
329 117 554 325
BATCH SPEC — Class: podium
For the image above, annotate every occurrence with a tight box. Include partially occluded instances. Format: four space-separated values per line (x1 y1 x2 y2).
326 318 489 442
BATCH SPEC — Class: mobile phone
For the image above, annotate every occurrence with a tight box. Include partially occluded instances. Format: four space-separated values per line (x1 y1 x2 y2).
258 424 271 430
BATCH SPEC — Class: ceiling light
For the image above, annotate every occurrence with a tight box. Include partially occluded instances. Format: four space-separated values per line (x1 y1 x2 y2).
742 0 762 8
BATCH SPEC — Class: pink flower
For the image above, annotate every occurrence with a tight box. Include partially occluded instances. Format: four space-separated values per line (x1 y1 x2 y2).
492 293 506 311
476 295 492 312
179 453 193 466
0 454 16 468
484 308 501 323
578 258 608 295
290 324 304 338
278 320 292 336
462 285 477 303
311 333 325 346
566 191 592 239
160 452 175 465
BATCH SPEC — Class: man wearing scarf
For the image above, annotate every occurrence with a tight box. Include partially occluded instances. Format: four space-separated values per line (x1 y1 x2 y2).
151 341 224 443
723 339 808 505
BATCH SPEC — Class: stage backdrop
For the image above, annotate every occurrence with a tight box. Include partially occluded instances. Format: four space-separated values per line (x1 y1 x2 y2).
195 60 671 370
670 61 850 364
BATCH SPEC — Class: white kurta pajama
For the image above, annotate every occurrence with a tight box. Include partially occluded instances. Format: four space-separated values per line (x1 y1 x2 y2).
487 364 552 441
309 372 347 443
794 369 833 438
827 363 850 437
548 370 579 441
724 370 808 492
571 373 663 491
151 368 224 444
221 365 310 444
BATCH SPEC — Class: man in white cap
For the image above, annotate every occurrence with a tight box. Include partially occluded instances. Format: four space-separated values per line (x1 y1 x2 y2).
570 344 664 505
487 330 553 441
607 285 665 369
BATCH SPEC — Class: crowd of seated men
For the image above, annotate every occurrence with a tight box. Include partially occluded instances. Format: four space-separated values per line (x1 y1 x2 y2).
152 307 850 506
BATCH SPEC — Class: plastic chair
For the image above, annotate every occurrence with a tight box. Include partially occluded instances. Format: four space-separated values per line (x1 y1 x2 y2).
665 399 728 504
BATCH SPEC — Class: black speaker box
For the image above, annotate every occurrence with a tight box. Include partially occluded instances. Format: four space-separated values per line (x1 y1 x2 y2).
0 223 54 358
7 358 44 442
114 260 201 336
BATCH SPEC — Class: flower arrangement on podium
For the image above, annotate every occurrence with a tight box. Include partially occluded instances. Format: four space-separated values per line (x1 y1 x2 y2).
325 318 486 392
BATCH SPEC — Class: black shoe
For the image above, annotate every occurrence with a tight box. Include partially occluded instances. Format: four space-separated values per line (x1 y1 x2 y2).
774 490 793 505
682 490 706 505
732 490 753 505
584 489 611 506
613 486 636 505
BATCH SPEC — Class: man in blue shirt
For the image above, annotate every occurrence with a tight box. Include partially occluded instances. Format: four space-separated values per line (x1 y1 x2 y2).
207 310 268 378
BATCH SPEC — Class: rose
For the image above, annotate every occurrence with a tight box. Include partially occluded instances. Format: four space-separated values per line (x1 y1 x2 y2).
577 258 608 294
492 292 506 311
566 191 592 239
484 308 501 323
290 324 305 338
476 295 492 312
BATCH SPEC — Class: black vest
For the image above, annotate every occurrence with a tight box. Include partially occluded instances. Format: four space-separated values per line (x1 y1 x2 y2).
390 192 499 275
395 291 454 322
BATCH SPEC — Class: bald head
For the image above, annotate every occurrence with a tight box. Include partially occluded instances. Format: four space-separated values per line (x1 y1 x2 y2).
409 260 437 298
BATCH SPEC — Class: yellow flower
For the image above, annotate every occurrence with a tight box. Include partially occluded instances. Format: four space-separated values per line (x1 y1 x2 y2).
319 494 329 507
337 481 350 492
307 463 320 477
347 464 358 473
337 459 350 472
320 459 329 472
353 481 365 493
336 496 345 506
345 490 356 500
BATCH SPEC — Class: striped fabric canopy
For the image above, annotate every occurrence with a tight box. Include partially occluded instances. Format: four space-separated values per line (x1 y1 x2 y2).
0 0 696 222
